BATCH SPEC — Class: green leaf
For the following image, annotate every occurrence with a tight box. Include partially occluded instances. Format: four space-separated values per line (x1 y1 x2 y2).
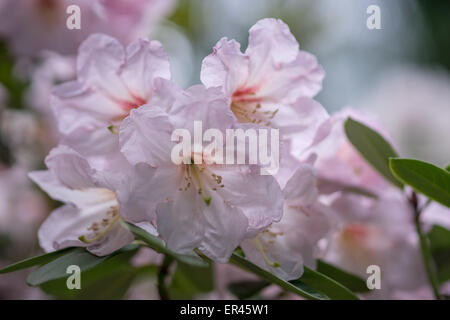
316 260 369 292
228 280 270 300
40 255 155 300
299 267 359 300
390 158 450 208
428 225 450 283
229 253 330 300
27 244 139 286
344 117 403 189
169 262 214 299
0 247 75 274
125 223 208 267
446 164 450 172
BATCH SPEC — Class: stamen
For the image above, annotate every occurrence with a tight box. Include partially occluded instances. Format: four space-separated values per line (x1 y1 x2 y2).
190 164 211 206
79 209 121 244
107 125 119 135
252 236 280 268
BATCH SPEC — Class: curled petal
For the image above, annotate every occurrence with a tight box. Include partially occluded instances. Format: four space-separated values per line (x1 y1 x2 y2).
201 38 249 96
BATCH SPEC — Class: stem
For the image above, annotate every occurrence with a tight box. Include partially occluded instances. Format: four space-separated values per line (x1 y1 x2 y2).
410 192 441 300
157 255 173 300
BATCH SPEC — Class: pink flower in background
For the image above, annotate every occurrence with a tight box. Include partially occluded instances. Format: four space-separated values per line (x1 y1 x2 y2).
51 33 173 170
201 18 328 158
309 108 431 298
119 85 284 262
312 109 392 195
0 166 48 238
241 164 330 280
0 0 176 57
323 194 428 299
29 145 157 256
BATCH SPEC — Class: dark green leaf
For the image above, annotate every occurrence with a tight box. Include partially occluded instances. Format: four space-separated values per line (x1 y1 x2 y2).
428 225 450 283
299 267 359 300
125 223 208 267
0 247 75 274
27 244 139 286
40 252 155 300
229 253 329 300
228 280 270 300
390 158 450 207
169 262 214 299
344 117 403 188
316 260 369 292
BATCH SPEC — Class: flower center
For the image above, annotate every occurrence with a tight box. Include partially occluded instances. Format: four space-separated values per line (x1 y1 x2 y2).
231 88 278 125
178 157 225 206
78 205 120 244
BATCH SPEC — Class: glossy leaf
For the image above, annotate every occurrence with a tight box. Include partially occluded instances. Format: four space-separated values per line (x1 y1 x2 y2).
27 244 139 286
300 266 359 300
344 117 403 188
229 253 329 300
390 158 450 208
316 260 369 292
169 262 214 299
0 247 75 274
228 280 270 300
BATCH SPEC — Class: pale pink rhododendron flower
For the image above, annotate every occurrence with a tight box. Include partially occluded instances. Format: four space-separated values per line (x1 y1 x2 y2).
119 85 284 262
201 18 328 158
29 145 158 256
51 33 174 170
241 163 330 280
0 0 176 57
324 194 427 299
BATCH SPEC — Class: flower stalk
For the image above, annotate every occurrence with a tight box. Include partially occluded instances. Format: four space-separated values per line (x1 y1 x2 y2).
410 191 441 300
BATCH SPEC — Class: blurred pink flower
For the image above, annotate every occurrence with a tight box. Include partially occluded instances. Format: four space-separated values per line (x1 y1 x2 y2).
0 0 176 57
313 109 393 195
312 109 429 298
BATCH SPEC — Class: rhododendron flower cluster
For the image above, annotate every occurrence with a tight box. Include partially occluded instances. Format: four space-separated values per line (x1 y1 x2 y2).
31 18 331 272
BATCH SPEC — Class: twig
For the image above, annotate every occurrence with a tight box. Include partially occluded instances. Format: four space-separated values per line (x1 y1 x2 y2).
157 255 173 300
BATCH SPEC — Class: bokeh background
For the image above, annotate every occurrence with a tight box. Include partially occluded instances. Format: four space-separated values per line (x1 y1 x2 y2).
0 0 449 299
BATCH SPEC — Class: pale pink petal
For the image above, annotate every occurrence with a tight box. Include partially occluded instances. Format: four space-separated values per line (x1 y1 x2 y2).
52 80 126 130
258 51 324 100
246 18 299 86
156 188 205 255
77 34 131 101
121 39 171 100
211 165 284 236
119 105 174 166
170 85 235 131
199 197 249 263
283 164 318 206
44 146 96 189
200 38 249 96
